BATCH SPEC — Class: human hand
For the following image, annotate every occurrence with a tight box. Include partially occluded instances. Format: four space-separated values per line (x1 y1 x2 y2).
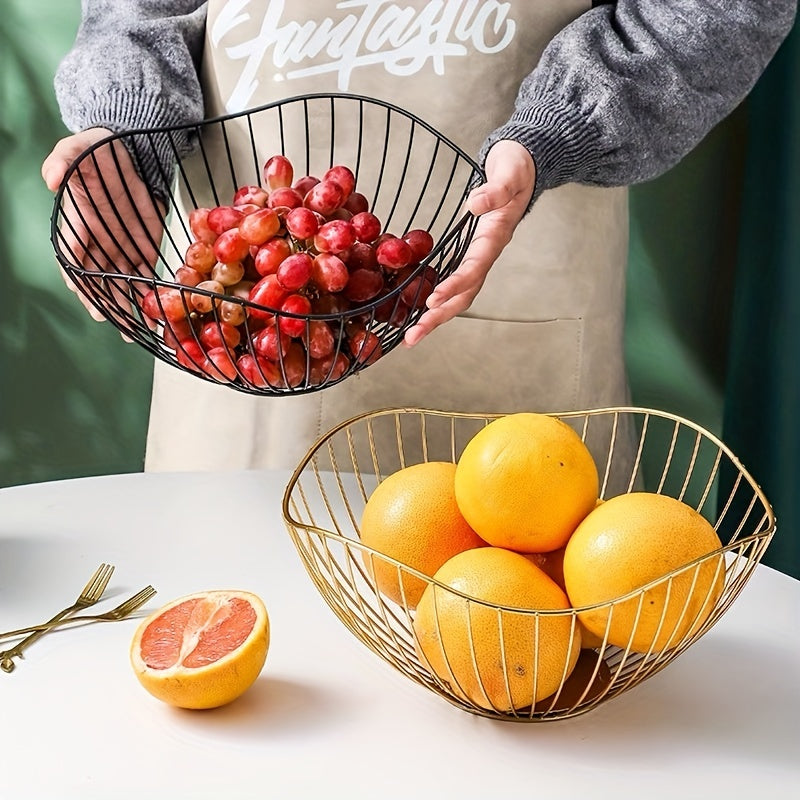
42 128 164 333
403 139 535 347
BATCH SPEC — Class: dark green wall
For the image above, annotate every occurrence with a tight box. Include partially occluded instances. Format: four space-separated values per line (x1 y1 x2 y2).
0 0 152 486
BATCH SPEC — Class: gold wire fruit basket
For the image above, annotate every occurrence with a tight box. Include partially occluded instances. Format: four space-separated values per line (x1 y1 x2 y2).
281 407 775 722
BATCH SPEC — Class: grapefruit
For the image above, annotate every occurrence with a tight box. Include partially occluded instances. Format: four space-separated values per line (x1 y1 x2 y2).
359 461 486 609
413 547 581 711
534 649 613 712
525 547 606 649
563 492 725 653
130 589 269 709
454 413 599 553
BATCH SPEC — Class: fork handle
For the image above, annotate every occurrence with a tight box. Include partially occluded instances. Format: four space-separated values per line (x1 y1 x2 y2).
0 606 80 672
1 614 112 640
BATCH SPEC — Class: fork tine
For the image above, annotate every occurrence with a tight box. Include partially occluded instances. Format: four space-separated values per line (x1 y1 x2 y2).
81 563 115 602
113 586 157 616
78 563 109 598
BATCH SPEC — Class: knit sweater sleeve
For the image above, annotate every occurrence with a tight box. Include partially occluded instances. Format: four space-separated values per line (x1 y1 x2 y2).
484 0 798 202
54 0 207 196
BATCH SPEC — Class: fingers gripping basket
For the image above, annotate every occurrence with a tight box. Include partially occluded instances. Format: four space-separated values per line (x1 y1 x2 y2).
281 407 775 722
50 93 481 395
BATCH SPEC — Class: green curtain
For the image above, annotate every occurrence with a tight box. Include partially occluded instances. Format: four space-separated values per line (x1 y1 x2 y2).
0 0 152 487
1 2 797 580
722 22 800 579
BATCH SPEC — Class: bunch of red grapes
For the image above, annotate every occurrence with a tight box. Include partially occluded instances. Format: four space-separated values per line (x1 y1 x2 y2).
141 154 436 389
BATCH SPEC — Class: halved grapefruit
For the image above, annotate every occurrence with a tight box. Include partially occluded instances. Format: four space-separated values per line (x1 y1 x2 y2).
130 589 269 709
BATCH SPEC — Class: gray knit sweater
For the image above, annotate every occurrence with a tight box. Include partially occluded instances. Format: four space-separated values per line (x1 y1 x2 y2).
54 1 797 200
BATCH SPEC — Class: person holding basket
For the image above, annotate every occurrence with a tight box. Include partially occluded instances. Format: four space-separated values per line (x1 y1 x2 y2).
42 1 796 472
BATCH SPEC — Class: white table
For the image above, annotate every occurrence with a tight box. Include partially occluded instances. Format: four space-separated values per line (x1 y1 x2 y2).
1 471 798 799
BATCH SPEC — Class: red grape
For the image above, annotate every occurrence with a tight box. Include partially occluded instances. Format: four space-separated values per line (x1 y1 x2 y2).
284 206 320 240
190 280 224 314
268 186 303 209
162 316 195 349
200 320 241 350
263 155 294 190
207 205 244 235
159 287 192 321
238 353 282 388
292 175 319 196
311 252 349 293
346 241 379 271
141 289 163 321
314 219 356 254
404 228 435 261
303 319 336 359
205 346 239 382
278 294 312 338
343 192 369 215
351 212 382 243
175 338 206 373
309 351 350 385
312 292 350 316
211 260 246 287
233 184 269 207
189 208 217 244
323 165 355 200
252 325 290 362
184 241 216 273
174 265 204 287
213 229 250 264
276 252 313 292
376 235 413 270
344 268 384 303
239 207 280 246
375 294 411 327
303 179 344 216
249 274 289 319
349 329 383 365
400 266 437 309
277 342 308 388
254 238 291 277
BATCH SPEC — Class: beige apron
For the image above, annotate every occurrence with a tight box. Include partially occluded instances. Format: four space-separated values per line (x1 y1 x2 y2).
145 0 631 473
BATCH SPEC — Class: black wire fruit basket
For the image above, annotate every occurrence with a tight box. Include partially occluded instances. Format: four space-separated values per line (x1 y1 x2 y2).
51 93 483 395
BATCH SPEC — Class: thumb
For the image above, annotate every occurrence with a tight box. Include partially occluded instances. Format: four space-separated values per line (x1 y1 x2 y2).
466 140 535 216
466 181 516 216
41 129 111 192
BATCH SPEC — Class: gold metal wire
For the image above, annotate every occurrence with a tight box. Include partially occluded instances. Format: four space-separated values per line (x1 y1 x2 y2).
281 407 775 722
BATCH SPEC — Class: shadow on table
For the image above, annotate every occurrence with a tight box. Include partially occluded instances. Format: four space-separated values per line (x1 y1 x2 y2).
165 675 350 743
487 632 798 772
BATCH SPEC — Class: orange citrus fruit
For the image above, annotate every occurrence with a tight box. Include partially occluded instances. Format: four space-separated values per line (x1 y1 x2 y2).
130 589 269 709
454 413 599 553
534 649 612 712
525 547 606 649
525 547 567 588
413 547 581 711
563 492 725 653
359 461 486 609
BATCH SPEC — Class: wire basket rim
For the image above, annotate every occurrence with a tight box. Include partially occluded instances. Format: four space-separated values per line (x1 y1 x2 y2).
50 90 485 234
281 404 776 612
283 404 774 516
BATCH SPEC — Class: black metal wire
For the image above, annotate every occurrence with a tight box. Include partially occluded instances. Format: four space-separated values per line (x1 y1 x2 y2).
50 92 484 397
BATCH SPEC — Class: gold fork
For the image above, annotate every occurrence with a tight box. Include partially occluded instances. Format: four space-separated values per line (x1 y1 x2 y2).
0 562 115 673
0 586 156 641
